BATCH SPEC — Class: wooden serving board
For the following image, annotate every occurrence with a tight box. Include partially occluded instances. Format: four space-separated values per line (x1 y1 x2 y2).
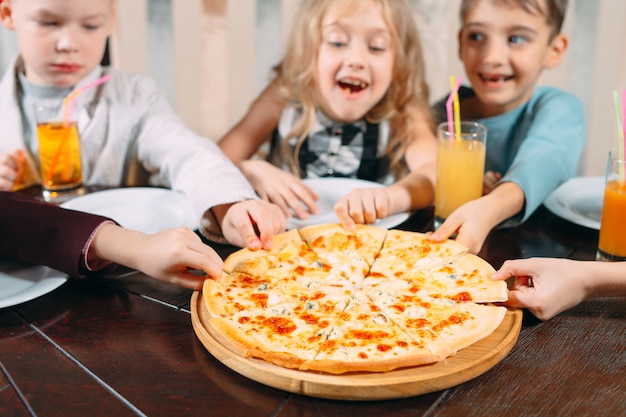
191 291 523 401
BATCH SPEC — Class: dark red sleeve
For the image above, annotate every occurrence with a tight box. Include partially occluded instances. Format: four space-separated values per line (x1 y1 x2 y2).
0 192 113 277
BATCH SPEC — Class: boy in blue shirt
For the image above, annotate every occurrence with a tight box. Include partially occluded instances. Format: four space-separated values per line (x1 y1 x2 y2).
431 0 585 253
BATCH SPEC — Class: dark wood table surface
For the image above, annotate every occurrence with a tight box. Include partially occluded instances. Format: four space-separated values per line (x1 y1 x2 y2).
1 194 625 417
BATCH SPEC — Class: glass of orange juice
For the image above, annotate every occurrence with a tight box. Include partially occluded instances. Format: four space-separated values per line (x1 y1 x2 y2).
597 150 626 261
434 121 487 229
35 104 84 202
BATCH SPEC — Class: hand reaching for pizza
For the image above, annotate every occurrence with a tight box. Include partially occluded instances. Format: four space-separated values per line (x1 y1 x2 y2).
90 225 224 290
219 199 286 250
238 159 319 220
335 171 435 229
430 182 526 254
334 186 392 228
493 257 626 320
429 197 493 254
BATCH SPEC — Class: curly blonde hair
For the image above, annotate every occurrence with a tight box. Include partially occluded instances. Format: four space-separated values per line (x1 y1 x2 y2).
272 0 433 177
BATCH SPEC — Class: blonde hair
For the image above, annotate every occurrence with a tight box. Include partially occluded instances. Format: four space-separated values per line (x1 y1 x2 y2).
273 0 432 177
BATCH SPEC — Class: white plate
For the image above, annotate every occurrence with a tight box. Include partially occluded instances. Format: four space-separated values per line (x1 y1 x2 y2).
0 260 67 309
286 178 410 230
543 176 604 230
61 187 199 234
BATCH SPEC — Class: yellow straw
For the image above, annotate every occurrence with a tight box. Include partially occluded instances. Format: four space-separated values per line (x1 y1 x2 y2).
453 87 461 141
449 76 461 142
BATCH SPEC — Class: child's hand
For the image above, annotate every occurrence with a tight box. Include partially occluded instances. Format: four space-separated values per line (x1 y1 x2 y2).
429 197 493 254
220 199 286 250
93 226 224 290
430 182 524 254
0 150 24 191
492 258 588 320
133 227 225 290
238 160 319 219
334 187 392 229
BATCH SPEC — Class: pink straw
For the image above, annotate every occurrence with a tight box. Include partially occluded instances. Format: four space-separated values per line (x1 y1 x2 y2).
81 73 112 90
63 74 112 123
621 89 626 162
446 76 462 141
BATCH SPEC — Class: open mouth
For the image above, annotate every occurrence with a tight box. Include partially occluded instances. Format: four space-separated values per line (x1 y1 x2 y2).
479 73 514 83
337 78 369 94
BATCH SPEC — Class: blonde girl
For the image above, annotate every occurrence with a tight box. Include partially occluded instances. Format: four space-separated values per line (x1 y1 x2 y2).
219 0 436 227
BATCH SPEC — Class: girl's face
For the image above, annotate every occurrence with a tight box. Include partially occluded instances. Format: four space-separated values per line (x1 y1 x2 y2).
2 0 115 88
314 0 394 123
459 0 566 117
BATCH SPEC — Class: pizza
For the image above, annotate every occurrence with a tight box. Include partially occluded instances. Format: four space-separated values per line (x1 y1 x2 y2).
203 224 508 374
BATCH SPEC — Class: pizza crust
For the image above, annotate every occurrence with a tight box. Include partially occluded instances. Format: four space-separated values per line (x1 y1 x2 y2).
222 228 304 274
209 317 316 370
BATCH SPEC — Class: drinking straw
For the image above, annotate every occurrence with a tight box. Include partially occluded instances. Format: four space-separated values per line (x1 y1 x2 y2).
613 90 625 182
446 75 462 142
621 89 626 161
453 75 462 140
617 90 626 182
62 74 112 125
46 74 112 183
612 90 622 149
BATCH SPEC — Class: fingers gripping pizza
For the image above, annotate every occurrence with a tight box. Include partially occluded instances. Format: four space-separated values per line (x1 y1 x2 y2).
203 224 507 374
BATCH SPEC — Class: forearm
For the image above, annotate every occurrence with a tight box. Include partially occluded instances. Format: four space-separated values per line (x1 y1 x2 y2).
218 82 286 161
89 223 146 270
582 261 626 299
219 129 259 162
238 159 271 183
387 170 435 213
480 181 525 228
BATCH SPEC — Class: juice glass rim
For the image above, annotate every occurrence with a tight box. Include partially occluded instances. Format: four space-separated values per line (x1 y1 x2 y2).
436 121 487 141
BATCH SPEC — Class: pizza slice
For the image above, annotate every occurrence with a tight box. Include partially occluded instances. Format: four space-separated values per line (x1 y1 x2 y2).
203 272 302 317
209 291 349 370
303 290 440 374
298 223 387 287
364 253 507 303
364 287 506 360
369 230 468 281
222 229 319 277
407 254 508 303
209 249 359 319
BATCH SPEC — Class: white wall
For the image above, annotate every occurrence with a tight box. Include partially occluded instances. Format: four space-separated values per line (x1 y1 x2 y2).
2 0 625 176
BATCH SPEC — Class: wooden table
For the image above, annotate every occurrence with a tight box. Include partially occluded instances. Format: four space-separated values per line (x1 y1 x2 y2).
1 204 624 417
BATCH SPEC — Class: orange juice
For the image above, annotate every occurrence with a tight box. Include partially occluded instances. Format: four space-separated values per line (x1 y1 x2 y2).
597 179 626 260
434 138 486 225
37 121 82 191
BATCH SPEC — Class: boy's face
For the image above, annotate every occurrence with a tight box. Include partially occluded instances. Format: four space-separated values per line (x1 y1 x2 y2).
458 0 567 117
314 0 394 123
1 0 115 88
